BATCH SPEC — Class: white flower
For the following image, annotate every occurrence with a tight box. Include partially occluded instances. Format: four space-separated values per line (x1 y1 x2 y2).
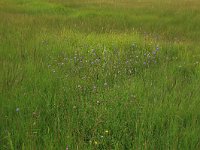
16 108 19 112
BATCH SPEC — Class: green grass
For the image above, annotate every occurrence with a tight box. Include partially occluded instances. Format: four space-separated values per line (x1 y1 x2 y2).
0 0 200 149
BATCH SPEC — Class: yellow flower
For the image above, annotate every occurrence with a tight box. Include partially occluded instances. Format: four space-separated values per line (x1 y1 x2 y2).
94 141 98 145
105 130 109 134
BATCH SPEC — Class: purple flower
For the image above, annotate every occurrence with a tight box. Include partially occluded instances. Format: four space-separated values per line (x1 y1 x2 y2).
156 46 159 51
152 51 156 55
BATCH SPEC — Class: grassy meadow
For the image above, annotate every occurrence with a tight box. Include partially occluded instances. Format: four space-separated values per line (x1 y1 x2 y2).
0 0 200 149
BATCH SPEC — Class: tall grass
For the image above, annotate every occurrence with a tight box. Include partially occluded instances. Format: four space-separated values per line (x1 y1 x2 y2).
0 0 200 149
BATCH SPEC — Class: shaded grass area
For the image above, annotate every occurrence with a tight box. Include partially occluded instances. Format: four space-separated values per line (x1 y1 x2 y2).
0 0 200 149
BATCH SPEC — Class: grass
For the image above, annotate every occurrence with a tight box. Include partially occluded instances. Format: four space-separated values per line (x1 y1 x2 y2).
0 0 200 149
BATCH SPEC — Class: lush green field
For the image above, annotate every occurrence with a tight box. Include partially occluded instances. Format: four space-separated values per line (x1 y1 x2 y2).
1 0 200 149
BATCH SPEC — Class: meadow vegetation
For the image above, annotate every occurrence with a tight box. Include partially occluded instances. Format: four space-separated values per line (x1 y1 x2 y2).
0 0 200 149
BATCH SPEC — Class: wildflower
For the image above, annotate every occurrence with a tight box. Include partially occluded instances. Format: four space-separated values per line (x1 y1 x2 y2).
91 49 95 53
94 141 98 145
143 62 146 65
105 130 109 134
156 46 159 51
16 108 19 112
32 112 38 118
66 145 69 150
132 43 136 48
95 58 100 63
42 40 48 45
